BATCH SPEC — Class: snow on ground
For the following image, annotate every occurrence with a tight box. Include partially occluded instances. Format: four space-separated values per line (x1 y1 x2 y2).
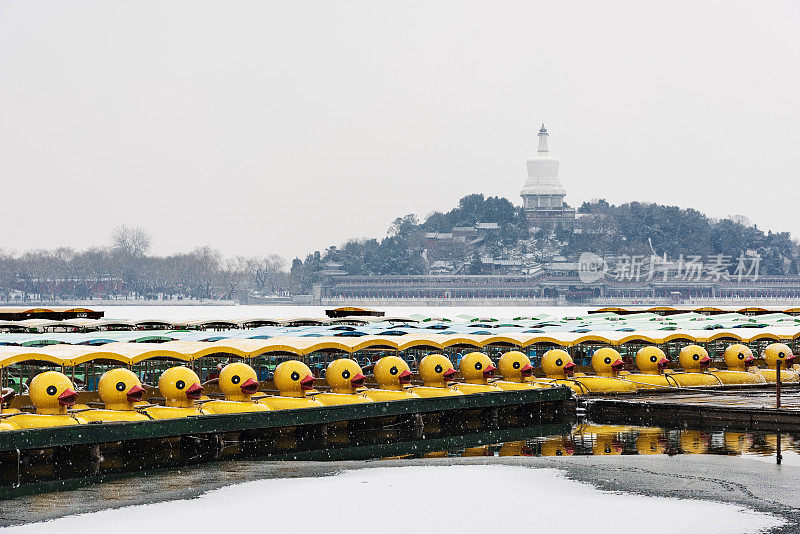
1 465 784 534
94 304 591 321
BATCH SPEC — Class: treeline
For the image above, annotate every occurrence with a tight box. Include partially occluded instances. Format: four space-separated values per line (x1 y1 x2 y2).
5 197 797 300
290 194 526 290
570 200 800 275
290 195 800 292
0 226 288 301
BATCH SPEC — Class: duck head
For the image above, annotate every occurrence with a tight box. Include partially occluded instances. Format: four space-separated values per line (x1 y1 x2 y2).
723 344 755 372
373 356 413 391
459 352 496 384
219 362 260 401
97 368 145 411
763 343 795 370
635 346 670 375
326 358 366 394
678 345 712 372
158 366 204 408
498 351 534 383
418 354 457 388
29 371 78 415
541 349 576 379
592 348 625 377
273 360 316 398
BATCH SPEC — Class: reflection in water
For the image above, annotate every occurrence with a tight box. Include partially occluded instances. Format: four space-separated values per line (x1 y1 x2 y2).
1 421 798 526
400 424 800 462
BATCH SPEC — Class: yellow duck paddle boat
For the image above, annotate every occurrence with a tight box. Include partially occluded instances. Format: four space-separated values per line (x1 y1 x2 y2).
710 344 767 385
495 351 541 390
78 368 151 422
4 371 87 428
314 359 373 405
571 348 637 393
141 366 209 419
409 354 464 398
531 349 585 394
670 345 722 387
0 420 17 431
452 352 504 394
257 360 325 409
362 356 421 401
0 388 20 430
202 362 271 414
624 346 677 389
757 343 800 383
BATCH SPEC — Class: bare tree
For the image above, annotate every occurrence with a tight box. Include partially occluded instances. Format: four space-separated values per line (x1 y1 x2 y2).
217 256 250 301
111 225 152 258
249 255 286 295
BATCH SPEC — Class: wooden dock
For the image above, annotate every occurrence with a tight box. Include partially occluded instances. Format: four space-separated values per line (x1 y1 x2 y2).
0 386 573 498
586 386 800 432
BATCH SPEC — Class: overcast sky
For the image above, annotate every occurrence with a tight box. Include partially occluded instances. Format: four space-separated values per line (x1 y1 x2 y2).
1 1 798 262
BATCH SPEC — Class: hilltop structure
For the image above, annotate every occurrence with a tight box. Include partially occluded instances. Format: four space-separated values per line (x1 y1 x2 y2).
520 124 576 228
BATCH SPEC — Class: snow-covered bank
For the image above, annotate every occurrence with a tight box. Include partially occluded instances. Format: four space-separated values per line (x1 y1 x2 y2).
2 465 783 534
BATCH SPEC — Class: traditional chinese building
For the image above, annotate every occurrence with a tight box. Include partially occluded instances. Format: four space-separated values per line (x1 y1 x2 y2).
520 124 576 228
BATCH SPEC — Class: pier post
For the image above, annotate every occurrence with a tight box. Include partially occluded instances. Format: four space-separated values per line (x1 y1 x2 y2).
776 359 782 409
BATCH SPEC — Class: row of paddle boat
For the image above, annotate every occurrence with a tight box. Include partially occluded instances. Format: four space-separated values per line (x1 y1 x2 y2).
0 343 796 430
535 342 798 394
0 352 535 430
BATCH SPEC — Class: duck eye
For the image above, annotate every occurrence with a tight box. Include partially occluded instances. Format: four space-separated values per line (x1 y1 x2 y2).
434 364 443 373
779 352 785 358
116 381 126 391
604 357 612 365
738 353 744 359
475 362 483 370
290 371 300 381
46 385 57 396
693 354 700 361
176 380 185 390
650 356 657 363
390 366 398 375
342 370 350 379
513 361 520 369
231 375 241 384
555 358 563 366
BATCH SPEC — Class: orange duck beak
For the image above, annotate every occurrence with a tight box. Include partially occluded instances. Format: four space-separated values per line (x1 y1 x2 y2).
350 373 366 388
58 388 78 407
744 355 756 368
700 356 712 369
520 363 533 377
398 370 413 384
482 364 496 378
611 359 624 372
240 378 259 395
185 383 204 400
443 368 457 381
126 385 145 403
300 374 315 391
657 358 670 370
563 362 576 376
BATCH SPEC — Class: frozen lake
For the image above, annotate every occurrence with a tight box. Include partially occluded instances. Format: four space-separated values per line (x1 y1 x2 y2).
0 465 784 534
92 304 593 321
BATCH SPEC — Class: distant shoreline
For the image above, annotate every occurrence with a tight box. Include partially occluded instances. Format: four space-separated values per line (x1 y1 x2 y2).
2 298 800 308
